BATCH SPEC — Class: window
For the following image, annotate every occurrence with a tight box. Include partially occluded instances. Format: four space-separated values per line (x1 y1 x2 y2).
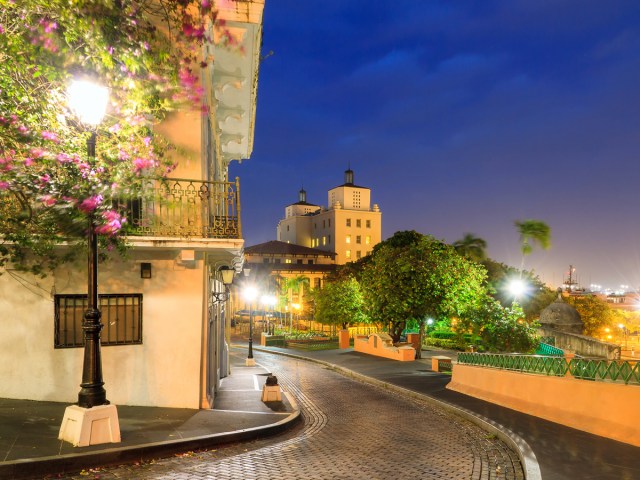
328 234 331 244
285 259 292 264
287 225 290 231
356 235 361 244
346 235 351 244
346 218 351 227
356 219 361 228
356 251 362 259
308 259 314 265
314 278 321 289
263 258 270 263
323 220 326 228
328 219 331 227
366 220 371 228
297 259 303 264
275 258 281 264
322 236 326 246
346 250 351 259
55 294 142 348
366 235 371 245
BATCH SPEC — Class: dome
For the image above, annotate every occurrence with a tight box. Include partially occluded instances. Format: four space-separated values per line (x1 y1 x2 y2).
539 292 584 335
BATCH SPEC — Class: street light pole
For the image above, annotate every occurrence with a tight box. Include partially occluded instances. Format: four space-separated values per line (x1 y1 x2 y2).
243 285 258 366
59 78 119 447
78 132 108 408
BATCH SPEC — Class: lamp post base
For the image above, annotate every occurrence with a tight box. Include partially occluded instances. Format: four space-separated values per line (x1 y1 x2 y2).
59 404 120 447
245 358 256 366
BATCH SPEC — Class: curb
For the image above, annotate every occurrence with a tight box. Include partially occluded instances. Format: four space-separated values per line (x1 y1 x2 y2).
253 346 542 480
1 399 301 480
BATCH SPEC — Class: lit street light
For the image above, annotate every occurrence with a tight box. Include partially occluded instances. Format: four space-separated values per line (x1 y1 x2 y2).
243 286 258 366
261 294 277 334
59 78 120 448
507 278 528 301
68 79 110 409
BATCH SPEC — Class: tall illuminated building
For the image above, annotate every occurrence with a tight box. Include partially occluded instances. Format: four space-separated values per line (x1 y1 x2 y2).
277 169 382 264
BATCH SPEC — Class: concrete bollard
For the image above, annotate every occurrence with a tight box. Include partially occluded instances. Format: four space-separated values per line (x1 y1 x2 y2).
261 374 282 402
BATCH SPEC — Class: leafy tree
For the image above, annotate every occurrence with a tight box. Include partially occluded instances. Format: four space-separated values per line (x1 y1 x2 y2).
0 0 234 275
514 219 551 271
313 276 367 330
360 231 488 358
453 233 487 263
482 258 556 321
471 299 539 353
563 294 619 337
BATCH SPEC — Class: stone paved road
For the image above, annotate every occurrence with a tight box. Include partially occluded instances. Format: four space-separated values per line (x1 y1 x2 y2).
49 351 524 480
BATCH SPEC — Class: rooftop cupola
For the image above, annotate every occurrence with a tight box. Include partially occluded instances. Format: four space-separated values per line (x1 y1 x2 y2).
344 168 354 185
299 188 307 203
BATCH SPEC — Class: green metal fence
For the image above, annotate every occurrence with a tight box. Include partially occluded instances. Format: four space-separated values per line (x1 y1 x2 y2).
458 353 640 385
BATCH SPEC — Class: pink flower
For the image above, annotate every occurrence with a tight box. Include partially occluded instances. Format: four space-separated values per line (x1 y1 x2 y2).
95 210 126 236
40 195 56 206
30 147 47 158
41 131 59 143
56 153 73 164
78 195 104 213
0 181 10 190
133 157 156 172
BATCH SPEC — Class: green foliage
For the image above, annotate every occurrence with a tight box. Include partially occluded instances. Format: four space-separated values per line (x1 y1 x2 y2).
360 231 488 342
563 294 620 336
0 0 230 275
313 275 367 330
452 233 487 263
482 258 556 321
473 300 539 353
515 219 551 262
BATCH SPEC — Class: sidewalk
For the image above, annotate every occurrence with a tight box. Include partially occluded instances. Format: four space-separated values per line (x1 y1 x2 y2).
255 344 640 480
0 352 299 480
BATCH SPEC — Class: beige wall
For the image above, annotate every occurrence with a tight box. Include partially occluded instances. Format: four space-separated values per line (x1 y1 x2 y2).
448 364 640 447
0 250 206 408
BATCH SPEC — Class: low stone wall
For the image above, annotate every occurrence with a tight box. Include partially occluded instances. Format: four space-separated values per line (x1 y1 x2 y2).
448 364 640 447
539 328 620 359
353 333 415 361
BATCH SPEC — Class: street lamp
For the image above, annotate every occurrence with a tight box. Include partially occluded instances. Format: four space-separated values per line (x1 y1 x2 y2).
212 266 235 303
261 294 277 334
59 78 120 447
68 79 110 409
507 278 528 301
243 285 258 366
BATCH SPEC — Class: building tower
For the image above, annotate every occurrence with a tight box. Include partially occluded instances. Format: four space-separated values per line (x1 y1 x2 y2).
276 169 382 264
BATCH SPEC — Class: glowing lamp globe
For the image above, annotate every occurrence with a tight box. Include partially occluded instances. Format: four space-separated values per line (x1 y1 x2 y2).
67 79 109 126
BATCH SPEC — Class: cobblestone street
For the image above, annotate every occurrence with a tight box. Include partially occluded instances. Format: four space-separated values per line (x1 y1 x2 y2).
51 351 523 480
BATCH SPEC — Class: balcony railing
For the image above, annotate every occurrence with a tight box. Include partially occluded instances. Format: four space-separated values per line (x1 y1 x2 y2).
123 177 241 239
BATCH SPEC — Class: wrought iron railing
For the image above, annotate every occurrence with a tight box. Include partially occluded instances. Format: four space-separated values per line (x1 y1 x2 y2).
123 177 241 239
458 352 640 385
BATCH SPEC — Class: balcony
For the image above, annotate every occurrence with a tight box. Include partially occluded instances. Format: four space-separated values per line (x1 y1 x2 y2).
124 177 242 240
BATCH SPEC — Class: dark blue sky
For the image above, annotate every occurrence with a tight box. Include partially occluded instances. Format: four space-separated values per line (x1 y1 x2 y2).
229 0 640 290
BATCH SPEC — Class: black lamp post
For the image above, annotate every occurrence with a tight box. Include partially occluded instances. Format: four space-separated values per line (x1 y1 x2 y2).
243 285 258 364
68 79 110 408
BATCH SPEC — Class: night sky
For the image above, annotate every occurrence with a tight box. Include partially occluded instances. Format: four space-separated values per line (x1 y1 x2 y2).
229 0 640 290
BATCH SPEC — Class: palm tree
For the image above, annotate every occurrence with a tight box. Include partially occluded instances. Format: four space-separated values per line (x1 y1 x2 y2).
515 219 551 271
453 233 487 263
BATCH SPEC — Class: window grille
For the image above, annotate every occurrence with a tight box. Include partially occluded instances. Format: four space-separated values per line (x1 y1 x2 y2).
54 294 143 348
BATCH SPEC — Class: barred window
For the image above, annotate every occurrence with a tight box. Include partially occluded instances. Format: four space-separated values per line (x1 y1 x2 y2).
54 294 143 348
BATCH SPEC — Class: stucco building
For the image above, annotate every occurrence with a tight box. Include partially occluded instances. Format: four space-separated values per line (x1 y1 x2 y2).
277 169 382 265
0 1 265 410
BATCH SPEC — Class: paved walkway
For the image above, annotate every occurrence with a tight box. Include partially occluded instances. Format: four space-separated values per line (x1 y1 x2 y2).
0 352 299 480
2 342 638 480
19 349 523 480
256 345 640 480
